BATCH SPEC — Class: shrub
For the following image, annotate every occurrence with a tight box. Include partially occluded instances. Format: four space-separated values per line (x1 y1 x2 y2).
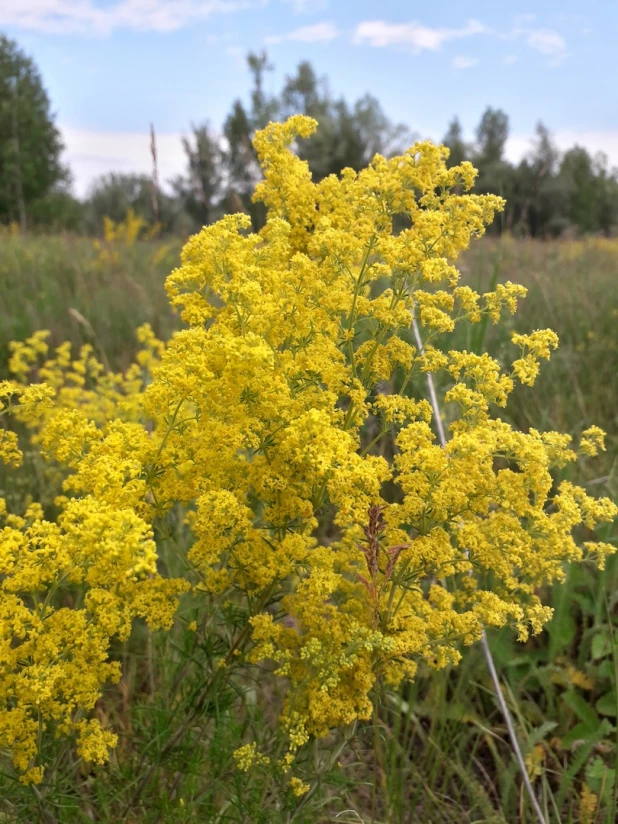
1 116 615 803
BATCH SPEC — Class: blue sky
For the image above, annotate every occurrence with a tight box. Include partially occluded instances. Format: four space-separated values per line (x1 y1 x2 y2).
2 0 617 195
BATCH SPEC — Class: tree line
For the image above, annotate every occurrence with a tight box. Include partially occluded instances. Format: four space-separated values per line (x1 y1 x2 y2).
1 33 618 238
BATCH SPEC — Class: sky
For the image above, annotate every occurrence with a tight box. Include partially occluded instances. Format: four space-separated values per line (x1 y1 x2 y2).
2 0 617 196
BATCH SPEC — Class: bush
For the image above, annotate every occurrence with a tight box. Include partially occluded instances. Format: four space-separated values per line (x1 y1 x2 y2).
0 116 615 819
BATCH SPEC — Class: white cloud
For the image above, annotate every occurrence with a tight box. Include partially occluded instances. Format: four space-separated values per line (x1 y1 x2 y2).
527 28 566 57
503 54 518 65
502 22 568 66
0 0 263 36
282 0 327 12
506 130 618 168
353 18 487 51
554 131 618 166
265 21 337 45
60 124 187 196
351 16 570 69
513 13 536 26
504 135 536 163
452 55 478 70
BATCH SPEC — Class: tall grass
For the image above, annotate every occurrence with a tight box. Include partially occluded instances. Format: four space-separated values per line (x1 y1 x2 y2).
461 236 618 465
0 231 180 378
0 231 616 822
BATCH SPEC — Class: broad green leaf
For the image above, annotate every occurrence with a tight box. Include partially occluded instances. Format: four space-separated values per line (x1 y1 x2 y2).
592 630 612 660
595 691 618 717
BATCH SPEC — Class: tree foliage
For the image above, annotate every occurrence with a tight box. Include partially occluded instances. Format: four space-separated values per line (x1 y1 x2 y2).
85 173 185 235
0 34 66 228
166 62 618 239
2 36 618 239
445 108 618 237
172 125 224 228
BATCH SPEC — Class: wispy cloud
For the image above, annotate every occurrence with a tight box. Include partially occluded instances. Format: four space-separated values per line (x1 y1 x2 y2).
265 21 337 45
353 19 487 51
452 55 478 70
0 0 264 36
353 16 569 67
526 28 567 63
503 54 518 65
282 0 327 13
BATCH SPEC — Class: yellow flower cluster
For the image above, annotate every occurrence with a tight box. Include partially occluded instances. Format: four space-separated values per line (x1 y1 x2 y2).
233 742 271 772
0 341 186 782
0 492 186 782
1 115 615 782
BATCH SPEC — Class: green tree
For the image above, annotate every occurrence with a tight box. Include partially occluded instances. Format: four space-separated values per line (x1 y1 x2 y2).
222 99 265 230
85 173 185 235
219 52 278 230
442 116 468 167
172 123 224 229
591 153 618 234
0 34 65 228
217 53 410 228
473 107 513 231
475 107 509 165
558 147 618 234
517 123 566 236
280 61 410 181
29 188 83 232
246 50 278 129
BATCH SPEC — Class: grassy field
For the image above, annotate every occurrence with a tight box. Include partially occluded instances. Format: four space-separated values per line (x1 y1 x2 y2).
1 229 617 822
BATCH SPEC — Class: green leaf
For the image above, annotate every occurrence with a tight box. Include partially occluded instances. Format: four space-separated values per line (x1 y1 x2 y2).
562 689 600 728
547 612 577 653
592 630 612 660
547 569 577 657
572 591 596 615
586 755 616 799
562 721 600 748
595 691 618 717
597 660 615 679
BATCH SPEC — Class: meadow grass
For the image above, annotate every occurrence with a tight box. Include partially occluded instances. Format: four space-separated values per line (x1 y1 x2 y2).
0 231 180 378
1 230 617 822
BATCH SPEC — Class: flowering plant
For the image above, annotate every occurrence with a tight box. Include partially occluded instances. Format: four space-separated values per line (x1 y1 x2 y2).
1 116 615 798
